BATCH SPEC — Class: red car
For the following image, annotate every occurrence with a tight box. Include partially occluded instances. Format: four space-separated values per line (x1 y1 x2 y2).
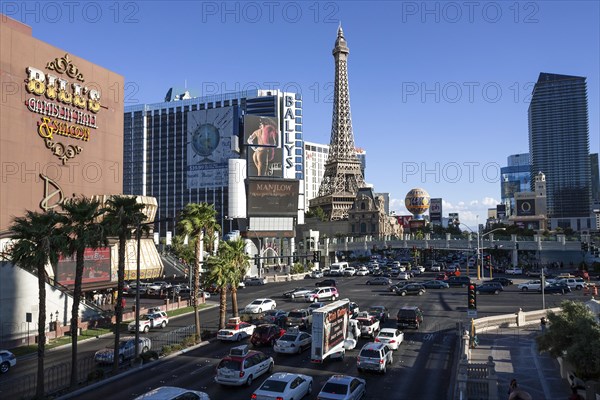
250 324 286 347
435 273 448 281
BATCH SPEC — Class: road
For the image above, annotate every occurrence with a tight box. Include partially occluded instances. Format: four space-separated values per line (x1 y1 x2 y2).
1 271 581 399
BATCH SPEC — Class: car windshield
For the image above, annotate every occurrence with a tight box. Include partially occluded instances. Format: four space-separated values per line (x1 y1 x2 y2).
218 359 241 371
378 331 394 338
251 300 263 305
279 334 297 342
118 340 131 348
288 312 305 318
360 349 380 358
358 319 374 326
140 314 153 320
260 379 287 392
369 307 383 313
322 382 348 395
256 326 271 333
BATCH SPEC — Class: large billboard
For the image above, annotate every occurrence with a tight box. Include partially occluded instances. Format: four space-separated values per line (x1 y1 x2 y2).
497 204 507 219
247 178 299 217
430 198 442 222
244 115 283 178
516 199 536 216
187 107 237 189
56 248 111 286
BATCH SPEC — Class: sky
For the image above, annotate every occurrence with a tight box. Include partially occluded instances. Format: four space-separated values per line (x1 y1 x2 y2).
6 1 599 228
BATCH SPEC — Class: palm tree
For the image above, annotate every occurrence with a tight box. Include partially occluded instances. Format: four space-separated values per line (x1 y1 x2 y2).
101 196 146 373
225 239 250 318
60 197 106 388
205 243 238 329
178 203 218 340
7 210 67 399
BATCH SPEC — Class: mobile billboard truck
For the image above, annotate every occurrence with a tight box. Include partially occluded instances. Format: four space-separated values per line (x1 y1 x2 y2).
311 299 351 363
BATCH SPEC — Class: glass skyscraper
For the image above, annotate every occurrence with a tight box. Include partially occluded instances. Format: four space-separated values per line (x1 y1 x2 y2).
501 153 531 215
528 73 591 226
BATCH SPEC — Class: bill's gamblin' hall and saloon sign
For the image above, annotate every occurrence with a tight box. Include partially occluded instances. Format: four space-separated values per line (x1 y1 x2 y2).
247 179 299 217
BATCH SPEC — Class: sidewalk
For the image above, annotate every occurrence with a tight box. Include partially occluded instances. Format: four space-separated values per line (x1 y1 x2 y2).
470 325 572 399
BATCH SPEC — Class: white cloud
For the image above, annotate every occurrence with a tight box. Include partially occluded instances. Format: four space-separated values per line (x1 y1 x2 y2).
482 197 500 206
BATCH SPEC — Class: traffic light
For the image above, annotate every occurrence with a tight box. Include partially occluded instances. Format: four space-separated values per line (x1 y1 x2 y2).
292 252 299 263
468 284 477 310
313 251 319 262
485 255 491 267
254 254 260 266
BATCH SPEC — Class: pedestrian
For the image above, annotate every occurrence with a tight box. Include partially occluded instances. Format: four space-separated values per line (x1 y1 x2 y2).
508 379 532 400
569 386 584 400
540 317 547 333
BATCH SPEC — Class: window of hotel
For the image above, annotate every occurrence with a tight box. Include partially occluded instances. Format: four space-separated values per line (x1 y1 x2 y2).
360 223 367 233
361 203 365 210
295 109 302 116
295 117 302 124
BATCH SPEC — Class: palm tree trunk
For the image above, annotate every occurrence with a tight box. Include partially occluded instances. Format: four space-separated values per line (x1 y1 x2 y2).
36 265 46 399
113 235 126 373
219 287 227 329
69 248 84 388
231 287 239 317
193 232 202 341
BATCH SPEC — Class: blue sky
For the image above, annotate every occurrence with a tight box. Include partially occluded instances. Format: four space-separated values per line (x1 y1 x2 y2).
7 1 599 227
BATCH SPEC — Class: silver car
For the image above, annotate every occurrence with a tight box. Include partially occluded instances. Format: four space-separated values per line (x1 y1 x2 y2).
94 336 151 364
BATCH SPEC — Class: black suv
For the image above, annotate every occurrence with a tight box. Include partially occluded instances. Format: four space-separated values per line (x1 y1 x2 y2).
315 279 337 287
396 306 424 329
446 276 471 288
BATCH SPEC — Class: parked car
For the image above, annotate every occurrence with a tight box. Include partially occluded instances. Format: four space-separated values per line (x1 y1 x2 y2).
244 277 266 286
217 317 256 342
250 324 286 347
214 345 274 386
94 336 151 364
0 350 16 374
475 282 504 295
375 328 404 350
133 386 210 400
356 342 393 374
397 306 424 329
367 306 390 323
539 282 571 294
422 280 449 289
366 277 392 286
285 309 313 329
505 267 523 275
316 279 337 287
304 287 339 303
252 372 313 400
274 327 312 354
394 283 426 296
244 298 277 314
128 311 169 333
317 375 366 400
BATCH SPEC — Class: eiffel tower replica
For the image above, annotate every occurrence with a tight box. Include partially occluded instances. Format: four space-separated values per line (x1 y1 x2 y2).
310 25 366 220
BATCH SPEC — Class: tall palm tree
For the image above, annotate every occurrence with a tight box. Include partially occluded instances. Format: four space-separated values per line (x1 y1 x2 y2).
101 196 146 373
7 210 67 399
225 239 250 318
60 197 106 388
205 243 237 329
178 203 218 340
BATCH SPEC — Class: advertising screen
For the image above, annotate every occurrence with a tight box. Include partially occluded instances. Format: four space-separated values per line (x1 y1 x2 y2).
244 115 283 177
247 178 299 217
323 302 349 355
430 198 442 222
516 199 536 216
187 107 237 189
497 204 507 219
56 247 111 285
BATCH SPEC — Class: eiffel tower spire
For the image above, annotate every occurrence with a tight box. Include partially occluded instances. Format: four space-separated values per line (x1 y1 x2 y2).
310 26 366 221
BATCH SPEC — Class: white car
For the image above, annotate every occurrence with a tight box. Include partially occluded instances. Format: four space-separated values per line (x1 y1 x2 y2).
375 328 404 350
505 267 523 275
244 298 277 314
397 272 411 280
128 311 169 333
252 372 313 400
94 336 151 364
343 267 356 276
244 277 266 286
311 270 324 278
414 265 426 274
430 264 441 272
518 280 548 291
215 345 273 386
217 317 256 341
133 386 210 400
355 267 369 276
274 328 312 354
0 350 16 374
317 375 366 400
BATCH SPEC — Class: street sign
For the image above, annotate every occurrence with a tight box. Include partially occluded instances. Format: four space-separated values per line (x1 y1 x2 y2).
467 310 477 318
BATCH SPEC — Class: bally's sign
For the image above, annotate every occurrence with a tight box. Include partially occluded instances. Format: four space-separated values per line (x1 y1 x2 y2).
283 95 295 172
24 54 101 164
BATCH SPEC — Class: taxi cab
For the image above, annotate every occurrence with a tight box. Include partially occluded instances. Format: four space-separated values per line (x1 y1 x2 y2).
215 345 274 386
217 317 256 342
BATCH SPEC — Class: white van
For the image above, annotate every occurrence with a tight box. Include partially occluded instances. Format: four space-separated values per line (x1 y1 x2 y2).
329 262 349 277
